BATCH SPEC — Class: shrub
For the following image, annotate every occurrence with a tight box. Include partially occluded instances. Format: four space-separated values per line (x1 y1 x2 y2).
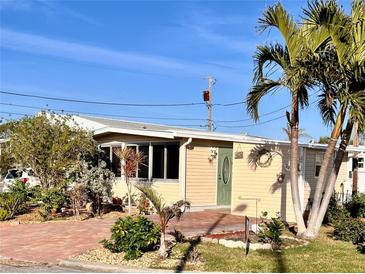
101 216 160 260
0 192 26 218
0 208 10 221
345 193 365 218
258 212 285 250
333 217 365 245
38 187 66 218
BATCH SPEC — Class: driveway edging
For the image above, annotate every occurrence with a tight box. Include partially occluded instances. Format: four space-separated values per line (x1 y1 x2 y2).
59 259 172 273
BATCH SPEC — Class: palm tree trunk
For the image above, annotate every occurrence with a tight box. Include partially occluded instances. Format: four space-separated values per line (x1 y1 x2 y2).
158 227 168 258
300 107 345 238
290 95 306 234
311 121 353 236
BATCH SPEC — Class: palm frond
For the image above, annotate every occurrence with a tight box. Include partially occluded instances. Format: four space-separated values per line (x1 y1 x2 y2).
246 80 282 121
317 91 338 126
253 44 290 83
135 183 164 214
258 3 303 62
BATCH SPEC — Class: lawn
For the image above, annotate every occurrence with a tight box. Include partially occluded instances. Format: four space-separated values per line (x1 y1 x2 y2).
75 226 364 272
194 226 364 272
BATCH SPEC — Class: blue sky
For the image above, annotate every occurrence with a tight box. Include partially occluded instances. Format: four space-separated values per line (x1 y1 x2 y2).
0 0 351 140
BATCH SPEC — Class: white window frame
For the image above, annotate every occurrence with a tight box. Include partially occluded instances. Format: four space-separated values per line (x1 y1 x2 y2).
99 141 180 183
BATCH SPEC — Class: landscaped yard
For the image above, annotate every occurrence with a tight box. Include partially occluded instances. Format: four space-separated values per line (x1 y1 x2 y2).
74 226 365 273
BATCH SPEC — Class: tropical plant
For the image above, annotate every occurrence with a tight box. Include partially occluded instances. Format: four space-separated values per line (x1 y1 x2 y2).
258 212 285 250
67 182 85 219
101 215 160 260
68 161 115 217
0 180 29 219
345 193 365 218
9 112 96 188
300 0 365 238
246 2 316 233
113 147 145 214
38 186 66 219
282 125 313 141
135 183 190 258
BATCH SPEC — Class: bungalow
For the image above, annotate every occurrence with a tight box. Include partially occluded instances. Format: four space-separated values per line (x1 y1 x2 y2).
74 115 365 222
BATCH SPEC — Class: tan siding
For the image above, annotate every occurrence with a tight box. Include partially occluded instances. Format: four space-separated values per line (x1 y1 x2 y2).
112 179 180 205
304 149 349 208
185 140 233 206
231 143 296 222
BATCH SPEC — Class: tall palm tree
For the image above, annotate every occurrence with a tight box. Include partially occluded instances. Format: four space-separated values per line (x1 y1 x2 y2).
247 3 314 233
300 0 365 238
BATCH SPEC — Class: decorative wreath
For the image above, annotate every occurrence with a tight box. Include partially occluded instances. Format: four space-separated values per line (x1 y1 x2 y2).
256 148 274 168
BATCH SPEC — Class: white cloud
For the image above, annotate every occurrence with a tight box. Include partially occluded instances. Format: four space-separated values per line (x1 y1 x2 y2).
0 0 99 25
0 28 248 83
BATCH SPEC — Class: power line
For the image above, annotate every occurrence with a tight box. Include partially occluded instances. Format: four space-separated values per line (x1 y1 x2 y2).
0 103 207 121
215 97 322 128
0 90 205 107
0 89 249 108
216 114 286 128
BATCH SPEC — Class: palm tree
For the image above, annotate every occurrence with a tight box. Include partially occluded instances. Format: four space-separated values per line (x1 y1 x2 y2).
135 183 190 258
282 125 313 141
300 0 365 238
247 3 315 233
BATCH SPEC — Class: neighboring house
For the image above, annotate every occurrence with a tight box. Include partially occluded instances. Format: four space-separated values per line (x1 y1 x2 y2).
74 115 365 222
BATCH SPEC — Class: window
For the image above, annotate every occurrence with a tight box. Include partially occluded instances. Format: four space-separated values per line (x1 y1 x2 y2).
359 157 364 169
138 145 149 178
112 147 121 177
166 144 179 179
153 145 165 179
100 146 111 169
315 153 323 177
152 143 179 180
97 142 179 181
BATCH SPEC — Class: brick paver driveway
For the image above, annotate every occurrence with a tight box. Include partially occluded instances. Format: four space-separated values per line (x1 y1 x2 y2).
0 212 246 264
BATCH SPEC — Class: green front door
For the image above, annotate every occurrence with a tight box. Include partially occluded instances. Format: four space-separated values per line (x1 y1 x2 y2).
217 148 233 205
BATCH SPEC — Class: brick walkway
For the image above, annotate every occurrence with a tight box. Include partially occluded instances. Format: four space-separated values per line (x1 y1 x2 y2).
0 212 246 264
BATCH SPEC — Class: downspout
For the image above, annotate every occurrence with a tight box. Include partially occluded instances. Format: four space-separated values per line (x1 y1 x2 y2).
181 138 193 201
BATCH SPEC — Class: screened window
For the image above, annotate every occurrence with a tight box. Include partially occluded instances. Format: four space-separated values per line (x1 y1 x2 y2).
100 146 111 169
153 145 165 179
138 145 149 178
315 153 324 177
112 147 121 177
166 144 179 179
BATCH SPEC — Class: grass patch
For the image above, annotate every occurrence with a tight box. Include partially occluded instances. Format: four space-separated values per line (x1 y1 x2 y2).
75 226 364 272
198 226 364 272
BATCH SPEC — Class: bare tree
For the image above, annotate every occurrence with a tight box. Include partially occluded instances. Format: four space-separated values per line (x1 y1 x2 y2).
114 147 145 214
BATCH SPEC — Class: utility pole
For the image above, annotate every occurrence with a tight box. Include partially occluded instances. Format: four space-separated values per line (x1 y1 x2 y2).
203 76 216 131
352 121 359 195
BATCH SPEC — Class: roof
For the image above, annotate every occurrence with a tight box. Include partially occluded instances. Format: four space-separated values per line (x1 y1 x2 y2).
72 115 365 152
73 115 270 143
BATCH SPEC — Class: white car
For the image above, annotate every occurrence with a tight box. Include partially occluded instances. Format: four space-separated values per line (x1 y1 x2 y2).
1 168 40 192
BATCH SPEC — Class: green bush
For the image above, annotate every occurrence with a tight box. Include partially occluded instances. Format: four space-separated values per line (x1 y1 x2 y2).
38 187 66 218
333 217 365 245
258 213 285 250
101 216 160 260
0 208 10 221
0 191 26 219
323 194 349 224
345 193 365 218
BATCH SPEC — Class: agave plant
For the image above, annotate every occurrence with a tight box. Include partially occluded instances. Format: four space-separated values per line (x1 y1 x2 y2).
135 183 190 258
